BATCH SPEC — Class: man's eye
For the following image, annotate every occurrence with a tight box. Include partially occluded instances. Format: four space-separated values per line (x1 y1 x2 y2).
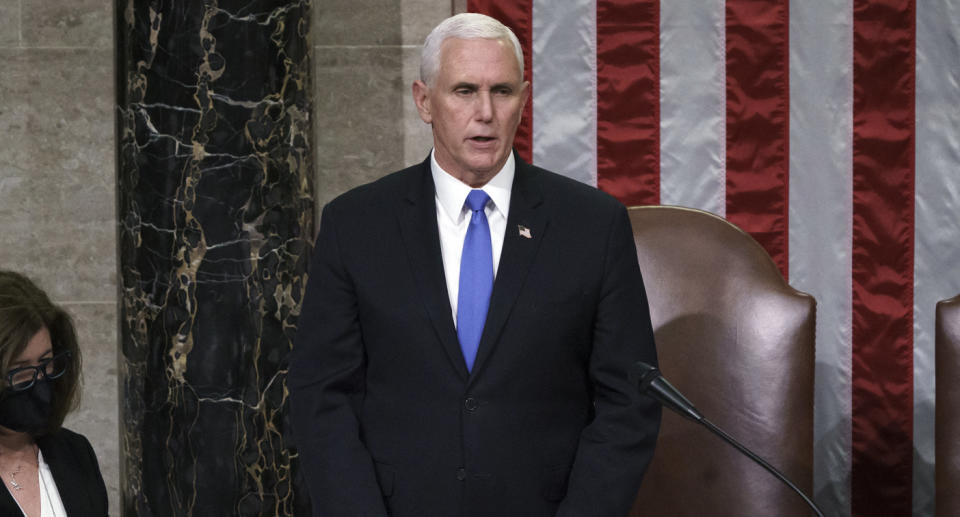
493 88 512 95
455 88 473 95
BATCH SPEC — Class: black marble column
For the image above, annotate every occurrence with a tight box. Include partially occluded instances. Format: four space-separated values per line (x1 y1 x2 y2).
115 1 313 515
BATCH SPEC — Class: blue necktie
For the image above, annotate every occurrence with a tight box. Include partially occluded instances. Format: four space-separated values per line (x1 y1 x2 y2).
457 190 493 372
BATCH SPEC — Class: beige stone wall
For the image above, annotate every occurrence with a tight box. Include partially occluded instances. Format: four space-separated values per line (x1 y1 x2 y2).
313 0 465 211
0 0 118 514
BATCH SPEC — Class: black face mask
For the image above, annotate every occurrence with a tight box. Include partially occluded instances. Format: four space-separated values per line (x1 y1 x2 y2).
0 379 53 435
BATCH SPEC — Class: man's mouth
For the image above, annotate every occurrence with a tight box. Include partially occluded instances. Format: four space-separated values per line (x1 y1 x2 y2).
470 136 496 142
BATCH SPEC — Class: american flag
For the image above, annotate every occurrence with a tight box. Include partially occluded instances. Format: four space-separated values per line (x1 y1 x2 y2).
467 1 960 516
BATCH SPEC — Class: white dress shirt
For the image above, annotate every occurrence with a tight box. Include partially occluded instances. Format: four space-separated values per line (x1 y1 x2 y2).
431 150 514 326
37 449 67 517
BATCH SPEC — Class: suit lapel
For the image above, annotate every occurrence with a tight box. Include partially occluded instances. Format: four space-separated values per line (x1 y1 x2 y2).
469 158 548 382
397 159 470 381
36 433 89 515
0 484 19 514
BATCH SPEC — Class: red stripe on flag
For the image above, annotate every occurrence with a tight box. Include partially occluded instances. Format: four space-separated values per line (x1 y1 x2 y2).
468 0 534 163
851 0 916 515
724 0 790 278
596 0 660 206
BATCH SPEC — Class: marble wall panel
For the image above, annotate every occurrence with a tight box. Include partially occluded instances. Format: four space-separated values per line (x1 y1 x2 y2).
21 0 113 48
117 1 313 515
0 48 115 302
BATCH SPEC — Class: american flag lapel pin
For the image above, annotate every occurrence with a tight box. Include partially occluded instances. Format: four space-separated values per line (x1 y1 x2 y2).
518 225 532 239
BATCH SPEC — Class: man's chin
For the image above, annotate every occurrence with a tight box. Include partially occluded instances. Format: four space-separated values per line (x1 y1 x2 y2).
464 152 508 174
464 164 504 182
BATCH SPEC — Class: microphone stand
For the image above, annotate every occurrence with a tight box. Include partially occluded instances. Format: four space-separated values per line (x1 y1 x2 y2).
632 362 826 517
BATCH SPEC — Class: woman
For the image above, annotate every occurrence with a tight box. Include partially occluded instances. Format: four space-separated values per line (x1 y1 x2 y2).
0 271 107 516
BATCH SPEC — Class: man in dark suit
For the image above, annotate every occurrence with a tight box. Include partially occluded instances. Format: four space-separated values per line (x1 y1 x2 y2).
288 12 660 517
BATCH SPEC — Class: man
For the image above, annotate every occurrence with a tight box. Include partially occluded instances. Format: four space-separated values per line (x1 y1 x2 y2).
288 13 659 517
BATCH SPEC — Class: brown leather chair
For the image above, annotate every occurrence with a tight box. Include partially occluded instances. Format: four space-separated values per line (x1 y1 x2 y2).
936 294 960 517
627 206 816 517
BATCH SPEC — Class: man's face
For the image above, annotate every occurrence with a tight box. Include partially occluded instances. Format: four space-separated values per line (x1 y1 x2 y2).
413 37 529 187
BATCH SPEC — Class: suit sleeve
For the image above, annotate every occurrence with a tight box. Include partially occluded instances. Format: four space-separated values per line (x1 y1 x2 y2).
288 201 389 517
78 433 109 514
557 204 661 517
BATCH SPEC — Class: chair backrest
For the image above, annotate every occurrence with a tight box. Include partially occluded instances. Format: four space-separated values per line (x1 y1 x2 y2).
627 206 816 517
936 294 960 517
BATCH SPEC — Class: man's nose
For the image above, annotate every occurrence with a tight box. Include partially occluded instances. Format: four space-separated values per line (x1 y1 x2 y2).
474 91 494 122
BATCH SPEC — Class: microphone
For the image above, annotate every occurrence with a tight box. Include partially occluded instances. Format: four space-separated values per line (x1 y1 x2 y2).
630 361 704 423
631 362 826 517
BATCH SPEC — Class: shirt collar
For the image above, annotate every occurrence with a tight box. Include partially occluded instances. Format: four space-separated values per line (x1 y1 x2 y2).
431 150 514 223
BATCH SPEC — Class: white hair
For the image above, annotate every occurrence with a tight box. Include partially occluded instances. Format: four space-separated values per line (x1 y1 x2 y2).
419 13 524 86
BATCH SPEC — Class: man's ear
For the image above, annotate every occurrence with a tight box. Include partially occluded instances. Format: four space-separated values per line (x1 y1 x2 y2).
412 80 432 124
519 80 531 113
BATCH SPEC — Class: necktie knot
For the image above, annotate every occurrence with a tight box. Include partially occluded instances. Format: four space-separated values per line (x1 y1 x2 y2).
465 190 490 213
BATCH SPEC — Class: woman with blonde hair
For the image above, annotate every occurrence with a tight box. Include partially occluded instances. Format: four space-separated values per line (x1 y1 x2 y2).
0 270 106 516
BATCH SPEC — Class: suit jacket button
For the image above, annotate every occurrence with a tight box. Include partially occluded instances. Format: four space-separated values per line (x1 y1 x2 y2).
464 397 479 411
456 468 467 481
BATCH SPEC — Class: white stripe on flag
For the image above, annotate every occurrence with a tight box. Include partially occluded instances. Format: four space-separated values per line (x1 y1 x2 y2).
531 0 597 186
658 0 726 215
788 1 854 515
915 1 960 514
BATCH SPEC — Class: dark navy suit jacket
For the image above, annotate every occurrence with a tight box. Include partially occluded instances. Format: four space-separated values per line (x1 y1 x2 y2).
289 154 660 517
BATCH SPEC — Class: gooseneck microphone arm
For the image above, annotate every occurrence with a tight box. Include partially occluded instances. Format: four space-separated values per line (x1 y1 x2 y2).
631 362 826 517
